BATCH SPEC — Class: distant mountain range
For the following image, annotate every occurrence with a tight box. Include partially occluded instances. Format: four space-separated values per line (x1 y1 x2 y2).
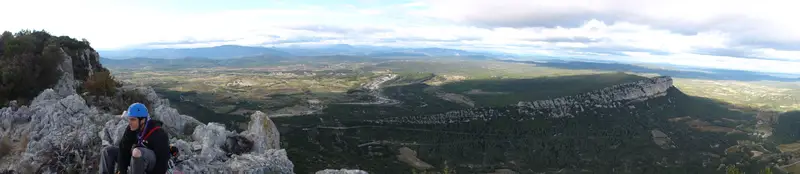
99 44 508 59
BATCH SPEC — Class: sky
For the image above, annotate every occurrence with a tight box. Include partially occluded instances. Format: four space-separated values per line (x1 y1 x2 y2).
3 0 800 74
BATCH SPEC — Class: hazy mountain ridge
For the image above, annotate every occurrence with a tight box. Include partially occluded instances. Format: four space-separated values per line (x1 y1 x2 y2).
99 44 500 60
99 45 291 59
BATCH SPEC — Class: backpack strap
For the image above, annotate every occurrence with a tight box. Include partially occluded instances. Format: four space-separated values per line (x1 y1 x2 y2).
141 126 161 141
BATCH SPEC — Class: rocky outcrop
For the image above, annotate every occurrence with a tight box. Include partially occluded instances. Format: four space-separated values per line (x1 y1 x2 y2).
397 147 434 170
0 85 297 173
52 47 106 97
516 76 673 118
164 123 294 174
370 76 674 124
68 48 104 82
0 89 112 173
53 48 78 97
242 111 281 152
651 129 675 149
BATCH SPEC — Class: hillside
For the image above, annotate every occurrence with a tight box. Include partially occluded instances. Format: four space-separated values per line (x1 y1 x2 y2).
99 48 800 173
273 74 781 174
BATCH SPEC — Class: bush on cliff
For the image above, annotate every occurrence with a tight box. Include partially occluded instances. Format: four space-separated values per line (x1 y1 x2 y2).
83 71 119 96
0 30 98 106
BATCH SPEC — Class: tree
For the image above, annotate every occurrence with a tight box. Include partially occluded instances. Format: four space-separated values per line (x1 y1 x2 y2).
0 31 12 55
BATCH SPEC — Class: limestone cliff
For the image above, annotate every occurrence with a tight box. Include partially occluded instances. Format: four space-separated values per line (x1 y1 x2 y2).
370 76 674 124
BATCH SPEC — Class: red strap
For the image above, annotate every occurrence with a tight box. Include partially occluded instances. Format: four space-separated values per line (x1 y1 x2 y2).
142 126 161 141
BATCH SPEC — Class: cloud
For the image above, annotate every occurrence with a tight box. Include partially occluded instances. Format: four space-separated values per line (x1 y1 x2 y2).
287 25 392 35
140 39 241 47
5 0 800 74
413 0 800 50
358 9 383 15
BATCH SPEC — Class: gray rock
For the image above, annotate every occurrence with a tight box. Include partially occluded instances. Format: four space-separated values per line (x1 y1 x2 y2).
242 111 281 152
222 135 254 156
0 88 300 173
651 129 674 149
53 48 78 97
172 122 294 174
0 89 115 173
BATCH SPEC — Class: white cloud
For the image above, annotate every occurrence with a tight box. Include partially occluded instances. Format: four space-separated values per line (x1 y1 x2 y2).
358 9 383 15
413 0 800 47
3 0 800 74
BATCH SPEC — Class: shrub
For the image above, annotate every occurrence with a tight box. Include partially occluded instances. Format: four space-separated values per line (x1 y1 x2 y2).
83 71 119 96
119 89 152 112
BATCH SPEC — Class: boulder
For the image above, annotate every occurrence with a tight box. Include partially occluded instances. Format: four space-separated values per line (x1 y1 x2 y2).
242 111 281 152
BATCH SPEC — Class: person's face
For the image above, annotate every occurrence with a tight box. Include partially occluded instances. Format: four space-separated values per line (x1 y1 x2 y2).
128 117 143 131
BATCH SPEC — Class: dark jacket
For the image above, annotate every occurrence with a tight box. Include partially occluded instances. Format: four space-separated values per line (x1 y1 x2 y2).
117 119 171 174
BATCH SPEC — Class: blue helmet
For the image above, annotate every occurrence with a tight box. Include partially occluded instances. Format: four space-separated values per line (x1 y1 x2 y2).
126 103 149 118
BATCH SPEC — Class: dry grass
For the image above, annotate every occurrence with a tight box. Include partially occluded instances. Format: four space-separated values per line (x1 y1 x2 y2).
0 136 11 158
778 142 800 153
673 78 800 111
669 117 741 133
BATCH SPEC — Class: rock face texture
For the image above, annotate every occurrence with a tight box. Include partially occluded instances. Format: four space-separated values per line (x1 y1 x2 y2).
651 129 675 149
0 47 311 173
396 147 434 170
370 76 674 124
242 111 281 152
517 76 672 110
0 89 110 173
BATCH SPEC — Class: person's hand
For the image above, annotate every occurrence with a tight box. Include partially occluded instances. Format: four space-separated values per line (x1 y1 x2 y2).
132 148 142 158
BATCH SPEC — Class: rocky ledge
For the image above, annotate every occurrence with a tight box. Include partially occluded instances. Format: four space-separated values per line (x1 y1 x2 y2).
515 76 673 118
369 76 673 124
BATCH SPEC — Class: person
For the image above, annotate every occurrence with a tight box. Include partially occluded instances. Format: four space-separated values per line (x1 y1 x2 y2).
100 103 171 174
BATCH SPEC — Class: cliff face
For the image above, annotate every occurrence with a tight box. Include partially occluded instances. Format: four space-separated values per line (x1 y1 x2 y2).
515 76 673 118
370 76 674 124
52 47 109 97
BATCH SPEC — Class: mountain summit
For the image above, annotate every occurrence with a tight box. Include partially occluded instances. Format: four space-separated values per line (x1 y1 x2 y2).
0 31 365 174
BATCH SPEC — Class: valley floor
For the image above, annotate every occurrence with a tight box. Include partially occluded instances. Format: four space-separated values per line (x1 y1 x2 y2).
108 58 800 174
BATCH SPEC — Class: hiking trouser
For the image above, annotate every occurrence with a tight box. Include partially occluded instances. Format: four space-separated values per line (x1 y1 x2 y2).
99 146 156 174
